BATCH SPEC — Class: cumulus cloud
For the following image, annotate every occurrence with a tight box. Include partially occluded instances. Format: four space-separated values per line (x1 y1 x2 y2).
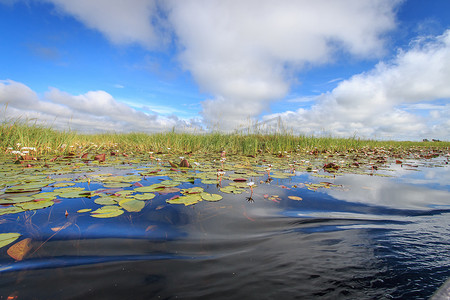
0 80 201 133
3 0 448 139
263 30 450 140
166 0 401 130
47 0 167 49
15 0 402 131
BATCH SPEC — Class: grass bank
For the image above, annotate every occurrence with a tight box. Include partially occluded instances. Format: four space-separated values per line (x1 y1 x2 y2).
1 120 448 156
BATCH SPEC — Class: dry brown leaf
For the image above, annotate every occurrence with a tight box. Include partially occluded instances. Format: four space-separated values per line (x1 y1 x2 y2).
7 238 32 261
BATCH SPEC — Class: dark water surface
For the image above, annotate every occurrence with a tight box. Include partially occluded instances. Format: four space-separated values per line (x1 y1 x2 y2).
0 158 449 299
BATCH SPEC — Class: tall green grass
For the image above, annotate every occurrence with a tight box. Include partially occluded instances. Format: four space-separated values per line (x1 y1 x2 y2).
1 119 448 156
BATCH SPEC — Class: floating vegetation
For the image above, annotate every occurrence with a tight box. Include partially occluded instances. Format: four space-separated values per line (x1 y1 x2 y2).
0 144 448 219
0 122 448 268
0 233 21 249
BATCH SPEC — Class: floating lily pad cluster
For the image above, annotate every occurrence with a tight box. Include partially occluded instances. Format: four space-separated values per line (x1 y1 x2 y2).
1 148 447 222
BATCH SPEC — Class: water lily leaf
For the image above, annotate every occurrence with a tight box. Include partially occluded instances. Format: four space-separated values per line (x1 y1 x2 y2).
159 180 181 187
94 197 117 205
157 187 181 194
90 206 124 218
102 182 132 188
134 184 165 193
114 190 135 197
288 196 303 201
91 209 124 218
54 187 85 193
92 205 121 212
229 182 249 188
1 196 35 204
7 238 32 261
133 193 156 200
233 178 247 182
166 194 201 206
201 179 217 185
31 192 58 200
0 206 24 216
55 188 92 198
201 192 222 202
169 175 195 183
118 199 145 212
0 233 21 249
179 159 190 168
220 186 244 194
94 153 106 162
58 190 92 198
311 174 335 179
181 187 204 195
53 182 76 188
16 200 54 211
0 199 15 205
77 208 92 213
270 172 293 179
53 177 73 182
117 175 142 183
5 182 48 193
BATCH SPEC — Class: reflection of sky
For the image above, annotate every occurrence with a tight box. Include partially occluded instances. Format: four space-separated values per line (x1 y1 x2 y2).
328 173 450 210
396 165 450 190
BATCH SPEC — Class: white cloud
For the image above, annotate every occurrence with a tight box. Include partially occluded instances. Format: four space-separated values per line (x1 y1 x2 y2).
263 30 450 140
47 0 167 49
0 79 202 133
166 0 401 130
4 0 448 139
15 0 402 131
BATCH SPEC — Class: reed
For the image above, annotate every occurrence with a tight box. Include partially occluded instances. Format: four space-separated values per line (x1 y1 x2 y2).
1 119 448 156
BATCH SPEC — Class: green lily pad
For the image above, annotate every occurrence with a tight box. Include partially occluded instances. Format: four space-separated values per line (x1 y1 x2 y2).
119 199 145 212
5 182 48 193
92 205 121 212
16 200 54 211
201 192 222 202
53 177 73 182
77 208 92 213
0 206 24 216
133 193 156 200
102 182 132 188
220 186 245 194
166 194 202 206
229 182 249 188
201 179 218 185
270 172 293 179
115 175 142 183
134 184 165 193
94 197 117 205
0 233 21 249
53 182 76 187
1 196 35 204
91 209 124 218
31 192 58 200
181 187 204 194
311 174 335 179
53 187 85 193
114 190 135 196
156 187 181 194
159 180 181 187
55 187 92 198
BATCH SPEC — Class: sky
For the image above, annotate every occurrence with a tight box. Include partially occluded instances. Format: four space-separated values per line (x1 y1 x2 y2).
0 0 449 140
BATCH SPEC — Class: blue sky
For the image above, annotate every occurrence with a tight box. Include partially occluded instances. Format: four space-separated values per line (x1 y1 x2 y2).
0 0 449 140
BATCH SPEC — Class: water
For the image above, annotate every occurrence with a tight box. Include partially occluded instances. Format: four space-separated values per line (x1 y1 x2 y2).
0 158 449 299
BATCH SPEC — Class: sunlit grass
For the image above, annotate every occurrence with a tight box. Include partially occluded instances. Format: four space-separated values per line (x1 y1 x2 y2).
1 119 448 156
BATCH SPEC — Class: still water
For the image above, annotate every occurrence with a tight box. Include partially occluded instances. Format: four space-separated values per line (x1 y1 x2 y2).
0 158 449 299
